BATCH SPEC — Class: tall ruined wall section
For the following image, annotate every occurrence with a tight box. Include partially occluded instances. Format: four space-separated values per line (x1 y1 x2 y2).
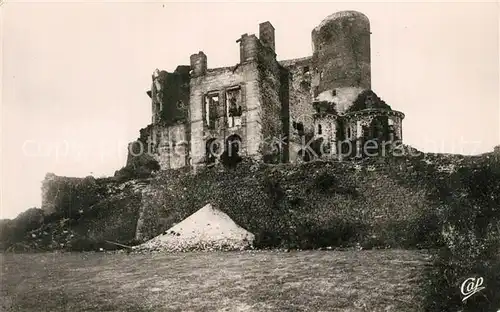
235 33 268 161
279 57 316 162
188 50 262 166
257 41 285 162
126 66 192 171
150 66 191 125
188 25 285 166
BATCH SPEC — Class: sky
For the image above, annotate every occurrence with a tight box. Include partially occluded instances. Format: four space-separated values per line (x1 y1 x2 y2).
1 1 499 219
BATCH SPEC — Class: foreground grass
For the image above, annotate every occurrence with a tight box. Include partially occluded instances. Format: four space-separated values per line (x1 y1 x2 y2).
1 250 431 312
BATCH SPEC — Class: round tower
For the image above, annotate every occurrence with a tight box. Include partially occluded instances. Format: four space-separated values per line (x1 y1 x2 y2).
312 11 371 94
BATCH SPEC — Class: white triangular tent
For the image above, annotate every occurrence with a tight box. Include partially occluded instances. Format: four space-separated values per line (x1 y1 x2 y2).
134 204 255 252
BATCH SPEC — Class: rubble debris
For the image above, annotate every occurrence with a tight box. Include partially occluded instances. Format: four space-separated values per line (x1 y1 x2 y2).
133 204 255 252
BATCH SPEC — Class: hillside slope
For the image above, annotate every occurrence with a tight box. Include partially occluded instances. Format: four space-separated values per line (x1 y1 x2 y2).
2 149 498 252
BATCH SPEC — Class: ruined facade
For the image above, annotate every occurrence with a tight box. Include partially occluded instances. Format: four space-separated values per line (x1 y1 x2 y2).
130 10 405 170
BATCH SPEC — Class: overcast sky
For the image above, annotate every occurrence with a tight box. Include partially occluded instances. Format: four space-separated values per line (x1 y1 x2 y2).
1 1 499 218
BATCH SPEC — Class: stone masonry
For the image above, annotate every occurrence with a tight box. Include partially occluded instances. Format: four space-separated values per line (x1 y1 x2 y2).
128 10 405 170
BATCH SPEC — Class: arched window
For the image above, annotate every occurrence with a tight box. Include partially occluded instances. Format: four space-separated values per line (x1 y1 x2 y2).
225 134 242 157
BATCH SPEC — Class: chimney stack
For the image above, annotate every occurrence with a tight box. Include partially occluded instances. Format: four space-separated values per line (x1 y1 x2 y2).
259 21 275 52
190 51 207 77
237 34 258 63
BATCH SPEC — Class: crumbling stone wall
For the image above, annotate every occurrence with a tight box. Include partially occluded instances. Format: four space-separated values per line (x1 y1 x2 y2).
313 114 338 156
119 125 160 179
189 63 259 166
126 125 154 166
153 123 190 169
41 173 108 217
150 66 190 126
279 57 316 162
189 35 280 167
31 178 148 251
125 120 189 171
41 173 82 214
340 109 405 158
77 181 146 246
257 42 285 162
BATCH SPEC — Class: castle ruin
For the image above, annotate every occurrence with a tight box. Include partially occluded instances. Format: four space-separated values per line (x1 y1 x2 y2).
128 10 405 170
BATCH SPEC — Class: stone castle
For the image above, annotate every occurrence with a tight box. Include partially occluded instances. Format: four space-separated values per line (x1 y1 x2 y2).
128 10 405 170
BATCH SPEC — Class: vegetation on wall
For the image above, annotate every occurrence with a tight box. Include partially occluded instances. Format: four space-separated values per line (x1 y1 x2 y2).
41 175 108 218
422 160 500 312
1 180 146 252
347 90 391 113
114 154 160 182
257 45 283 161
156 70 190 126
115 125 161 182
137 155 444 250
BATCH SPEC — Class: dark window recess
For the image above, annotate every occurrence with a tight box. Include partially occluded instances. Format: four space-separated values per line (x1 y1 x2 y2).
332 89 337 96
303 66 310 74
204 93 219 129
300 80 311 90
318 124 322 135
221 135 243 168
228 97 242 117
313 86 320 97
226 88 242 127
293 121 305 136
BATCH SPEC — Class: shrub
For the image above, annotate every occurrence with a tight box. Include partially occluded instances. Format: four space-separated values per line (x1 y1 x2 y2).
0 208 44 251
114 156 160 182
423 163 500 311
219 150 242 168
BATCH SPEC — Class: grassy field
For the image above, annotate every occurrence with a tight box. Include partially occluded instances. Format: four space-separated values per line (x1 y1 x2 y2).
1 250 431 312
